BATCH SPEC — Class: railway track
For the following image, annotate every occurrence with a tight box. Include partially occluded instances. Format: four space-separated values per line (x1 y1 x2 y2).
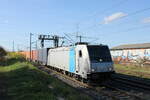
36 65 147 100
110 73 150 93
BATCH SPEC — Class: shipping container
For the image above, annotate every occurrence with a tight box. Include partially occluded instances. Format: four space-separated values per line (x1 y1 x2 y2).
37 48 50 65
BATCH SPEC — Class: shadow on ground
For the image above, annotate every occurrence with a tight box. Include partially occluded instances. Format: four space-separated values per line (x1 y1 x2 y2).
0 73 8 100
0 60 91 100
0 58 25 66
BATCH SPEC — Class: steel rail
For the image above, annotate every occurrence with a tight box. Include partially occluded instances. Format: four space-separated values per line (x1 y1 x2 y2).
111 74 150 91
36 65 145 100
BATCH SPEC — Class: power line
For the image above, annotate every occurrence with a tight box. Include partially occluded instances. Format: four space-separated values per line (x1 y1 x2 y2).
113 7 150 27
77 0 129 34
128 7 150 17
101 18 140 30
112 24 150 34
91 0 128 18
82 6 150 33
79 0 128 25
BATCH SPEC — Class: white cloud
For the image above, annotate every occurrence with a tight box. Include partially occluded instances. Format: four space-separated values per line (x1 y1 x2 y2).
103 12 127 24
142 17 150 23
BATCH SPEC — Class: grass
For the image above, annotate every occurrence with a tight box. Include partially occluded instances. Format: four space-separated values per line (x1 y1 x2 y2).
0 55 91 100
114 64 150 79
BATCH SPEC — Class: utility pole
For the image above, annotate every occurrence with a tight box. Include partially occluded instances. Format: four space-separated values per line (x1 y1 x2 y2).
35 40 38 50
79 35 82 42
12 40 14 52
76 35 82 43
76 23 79 42
17 44 20 52
75 24 83 43
30 33 33 62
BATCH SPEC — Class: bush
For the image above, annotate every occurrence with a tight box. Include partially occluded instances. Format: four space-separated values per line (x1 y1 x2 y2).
0 52 26 66
7 52 25 61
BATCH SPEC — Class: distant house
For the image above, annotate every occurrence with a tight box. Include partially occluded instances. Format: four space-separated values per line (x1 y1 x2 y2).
110 43 150 63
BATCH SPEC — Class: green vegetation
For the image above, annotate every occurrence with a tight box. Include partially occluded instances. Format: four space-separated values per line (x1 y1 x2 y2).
115 64 150 79
0 51 25 66
0 46 7 63
0 52 91 100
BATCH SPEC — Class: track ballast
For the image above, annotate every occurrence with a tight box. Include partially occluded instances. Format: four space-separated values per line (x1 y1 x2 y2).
36 65 148 100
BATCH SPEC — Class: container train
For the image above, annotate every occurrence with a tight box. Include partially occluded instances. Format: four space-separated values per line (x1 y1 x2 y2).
20 43 115 82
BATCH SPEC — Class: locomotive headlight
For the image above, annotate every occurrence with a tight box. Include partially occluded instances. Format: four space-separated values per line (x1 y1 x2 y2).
91 69 95 72
109 67 112 71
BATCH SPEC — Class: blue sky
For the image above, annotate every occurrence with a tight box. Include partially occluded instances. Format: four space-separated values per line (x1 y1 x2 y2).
0 0 150 51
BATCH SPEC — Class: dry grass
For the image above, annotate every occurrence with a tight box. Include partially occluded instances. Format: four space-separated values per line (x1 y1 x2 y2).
115 64 150 79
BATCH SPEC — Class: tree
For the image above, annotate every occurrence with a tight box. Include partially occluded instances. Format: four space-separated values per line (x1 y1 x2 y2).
0 46 7 61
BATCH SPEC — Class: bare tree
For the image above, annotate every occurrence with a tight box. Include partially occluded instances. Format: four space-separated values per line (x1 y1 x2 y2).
135 56 149 67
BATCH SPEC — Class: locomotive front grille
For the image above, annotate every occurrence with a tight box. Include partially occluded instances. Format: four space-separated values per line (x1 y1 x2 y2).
91 62 114 73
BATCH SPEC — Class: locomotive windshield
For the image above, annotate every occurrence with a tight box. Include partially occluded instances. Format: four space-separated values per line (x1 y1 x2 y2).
87 46 112 62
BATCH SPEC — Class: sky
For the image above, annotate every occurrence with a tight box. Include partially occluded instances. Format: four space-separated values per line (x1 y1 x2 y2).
0 0 150 51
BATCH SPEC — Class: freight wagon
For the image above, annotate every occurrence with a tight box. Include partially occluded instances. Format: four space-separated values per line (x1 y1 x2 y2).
19 50 38 62
20 43 114 81
37 48 50 65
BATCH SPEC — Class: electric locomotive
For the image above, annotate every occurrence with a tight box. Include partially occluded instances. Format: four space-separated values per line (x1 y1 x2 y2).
47 42 114 81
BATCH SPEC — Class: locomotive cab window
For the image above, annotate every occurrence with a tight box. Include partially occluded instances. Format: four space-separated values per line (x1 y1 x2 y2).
87 46 112 62
79 50 82 57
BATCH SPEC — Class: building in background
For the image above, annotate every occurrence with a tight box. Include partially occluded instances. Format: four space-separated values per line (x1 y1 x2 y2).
110 43 150 64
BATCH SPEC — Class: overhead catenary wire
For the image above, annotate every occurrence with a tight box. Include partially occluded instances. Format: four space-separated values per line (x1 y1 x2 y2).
63 33 75 45
88 38 100 44
67 33 98 39
63 32 100 44
64 37 73 45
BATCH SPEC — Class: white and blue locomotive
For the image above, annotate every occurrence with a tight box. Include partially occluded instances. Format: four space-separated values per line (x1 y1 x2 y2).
38 43 114 81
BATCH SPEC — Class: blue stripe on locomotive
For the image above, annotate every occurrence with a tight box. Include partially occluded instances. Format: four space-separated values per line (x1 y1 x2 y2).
69 47 75 73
